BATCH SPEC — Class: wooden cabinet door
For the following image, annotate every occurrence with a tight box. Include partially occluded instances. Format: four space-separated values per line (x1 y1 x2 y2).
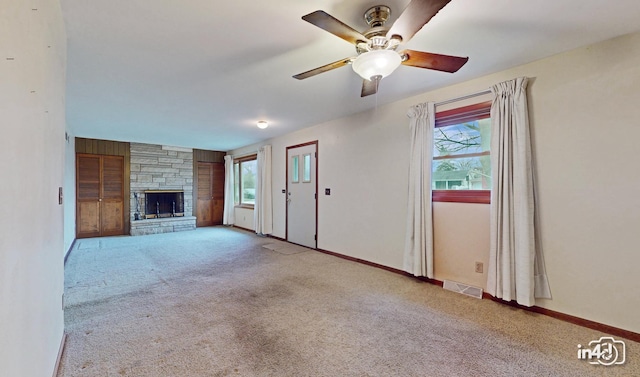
77 155 101 238
211 162 224 225
197 162 225 227
197 162 213 227
76 154 125 238
101 156 124 236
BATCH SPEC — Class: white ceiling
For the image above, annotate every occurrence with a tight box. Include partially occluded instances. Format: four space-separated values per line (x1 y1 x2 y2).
61 0 640 151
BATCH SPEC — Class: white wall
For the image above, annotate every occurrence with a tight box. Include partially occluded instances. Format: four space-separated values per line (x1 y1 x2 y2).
233 104 410 267
234 207 255 231
0 1 67 376
64 129 76 254
231 31 640 333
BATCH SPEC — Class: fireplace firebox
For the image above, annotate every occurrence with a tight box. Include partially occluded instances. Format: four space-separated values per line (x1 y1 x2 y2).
144 190 184 219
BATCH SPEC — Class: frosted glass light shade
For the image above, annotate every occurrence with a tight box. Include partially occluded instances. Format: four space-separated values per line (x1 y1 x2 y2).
352 50 402 80
257 120 268 129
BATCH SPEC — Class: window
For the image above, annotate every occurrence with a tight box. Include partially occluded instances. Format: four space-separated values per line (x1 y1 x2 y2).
233 155 257 207
433 101 491 203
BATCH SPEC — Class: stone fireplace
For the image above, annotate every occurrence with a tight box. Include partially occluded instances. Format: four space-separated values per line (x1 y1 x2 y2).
129 143 196 235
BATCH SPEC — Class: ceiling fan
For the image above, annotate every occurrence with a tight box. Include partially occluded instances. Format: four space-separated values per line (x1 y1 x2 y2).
293 0 468 97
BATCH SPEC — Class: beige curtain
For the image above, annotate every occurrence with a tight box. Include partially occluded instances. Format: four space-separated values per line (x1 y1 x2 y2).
222 155 235 225
404 102 435 278
254 145 273 235
487 77 551 307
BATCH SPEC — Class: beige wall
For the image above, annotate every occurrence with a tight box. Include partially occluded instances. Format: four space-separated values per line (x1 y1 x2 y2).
433 202 490 288
0 1 67 376
231 31 640 333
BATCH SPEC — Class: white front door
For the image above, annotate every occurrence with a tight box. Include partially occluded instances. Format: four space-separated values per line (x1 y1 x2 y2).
286 143 317 248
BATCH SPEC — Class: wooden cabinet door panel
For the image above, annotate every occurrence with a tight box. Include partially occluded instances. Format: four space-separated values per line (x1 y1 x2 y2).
101 156 124 236
77 155 101 238
102 156 124 199
77 201 100 237
76 154 125 238
212 163 225 225
196 162 225 226
197 198 212 225
101 200 124 236
197 162 213 227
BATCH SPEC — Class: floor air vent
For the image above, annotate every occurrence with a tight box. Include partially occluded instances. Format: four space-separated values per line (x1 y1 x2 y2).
443 280 483 299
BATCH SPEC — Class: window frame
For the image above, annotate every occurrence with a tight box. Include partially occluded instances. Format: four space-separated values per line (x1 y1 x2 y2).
433 101 492 204
234 154 258 209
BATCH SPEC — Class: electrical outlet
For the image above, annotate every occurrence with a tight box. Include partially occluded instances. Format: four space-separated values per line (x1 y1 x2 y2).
475 262 483 273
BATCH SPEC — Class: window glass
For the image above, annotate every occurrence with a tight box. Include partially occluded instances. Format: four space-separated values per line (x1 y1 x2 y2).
432 118 491 190
241 159 257 205
292 155 299 183
303 154 311 182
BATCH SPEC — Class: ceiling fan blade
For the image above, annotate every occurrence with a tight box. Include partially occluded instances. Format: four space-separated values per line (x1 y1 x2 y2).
293 57 354 80
302 10 368 45
361 77 380 97
401 50 468 73
386 0 452 42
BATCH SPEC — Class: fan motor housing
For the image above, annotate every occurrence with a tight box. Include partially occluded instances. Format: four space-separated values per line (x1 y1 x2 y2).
364 5 391 27
357 6 393 54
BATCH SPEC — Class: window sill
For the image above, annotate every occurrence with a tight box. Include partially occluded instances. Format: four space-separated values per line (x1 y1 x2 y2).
235 204 255 209
432 190 490 204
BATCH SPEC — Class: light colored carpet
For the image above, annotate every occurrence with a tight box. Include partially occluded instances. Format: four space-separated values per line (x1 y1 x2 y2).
59 227 638 376
262 242 309 255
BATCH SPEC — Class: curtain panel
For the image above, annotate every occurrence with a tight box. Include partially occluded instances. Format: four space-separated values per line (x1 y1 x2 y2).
222 155 235 225
487 77 551 307
404 102 435 278
254 145 273 235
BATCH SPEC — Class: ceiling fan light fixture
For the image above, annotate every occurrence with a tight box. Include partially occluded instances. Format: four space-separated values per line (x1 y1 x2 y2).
256 120 269 129
352 49 402 81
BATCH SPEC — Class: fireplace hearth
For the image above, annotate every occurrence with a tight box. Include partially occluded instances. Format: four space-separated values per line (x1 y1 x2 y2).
144 190 184 219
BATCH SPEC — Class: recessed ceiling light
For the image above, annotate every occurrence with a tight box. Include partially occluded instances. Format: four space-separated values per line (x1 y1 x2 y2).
257 120 269 129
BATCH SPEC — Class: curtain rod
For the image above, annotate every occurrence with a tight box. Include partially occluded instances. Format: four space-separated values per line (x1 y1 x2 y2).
435 89 492 107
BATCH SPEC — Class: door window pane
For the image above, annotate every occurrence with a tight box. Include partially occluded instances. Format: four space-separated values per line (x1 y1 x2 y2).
303 154 311 182
292 155 299 183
